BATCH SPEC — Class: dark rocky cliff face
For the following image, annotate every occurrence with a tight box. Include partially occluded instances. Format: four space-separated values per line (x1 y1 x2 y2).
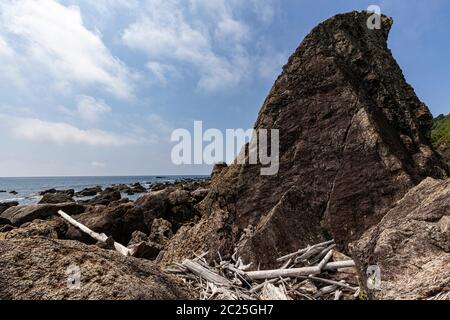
162 11 448 268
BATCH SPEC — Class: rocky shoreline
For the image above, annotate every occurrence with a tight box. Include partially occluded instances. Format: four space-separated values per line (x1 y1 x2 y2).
0 11 449 300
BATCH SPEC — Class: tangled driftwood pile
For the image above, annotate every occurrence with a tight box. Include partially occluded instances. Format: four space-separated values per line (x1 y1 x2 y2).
166 240 360 300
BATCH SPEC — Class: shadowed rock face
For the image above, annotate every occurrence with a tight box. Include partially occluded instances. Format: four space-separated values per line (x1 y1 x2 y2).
351 178 450 300
162 11 448 268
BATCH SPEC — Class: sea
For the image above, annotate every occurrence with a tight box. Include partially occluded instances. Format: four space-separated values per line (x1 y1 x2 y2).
0 175 209 205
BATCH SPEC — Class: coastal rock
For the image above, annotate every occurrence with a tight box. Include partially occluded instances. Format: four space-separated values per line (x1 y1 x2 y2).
0 203 85 226
9 191 18 195
65 201 145 245
39 193 74 204
162 11 448 268
0 201 18 215
211 162 228 179
150 218 173 245
128 230 149 246
84 189 121 206
128 241 164 260
134 188 199 231
191 188 209 201
0 218 67 240
0 237 191 300
0 217 11 226
40 189 75 197
351 178 450 300
75 186 102 197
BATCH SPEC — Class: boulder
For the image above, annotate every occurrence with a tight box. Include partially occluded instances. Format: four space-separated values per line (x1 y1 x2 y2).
0 216 11 226
351 178 450 300
9 190 18 195
0 218 67 240
39 193 74 204
40 189 75 197
65 201 146 245
150 218 173 245
84 189 121 206
162 11 448 268
75 186 102 197
0 203 85 226
0 201 18 215
191 188 209 201
0 237 191 300
128 230 149 246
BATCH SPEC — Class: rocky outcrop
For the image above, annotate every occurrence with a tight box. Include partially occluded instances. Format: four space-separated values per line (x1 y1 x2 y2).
0 201 18 215
0 203 85 226
75 186 102 197
39 193 74 204
351 178 450 300
65 200 145 245
0 218 67 240
162 11 448 268
83 189 121 206
40 189 75 197
0 237 191 300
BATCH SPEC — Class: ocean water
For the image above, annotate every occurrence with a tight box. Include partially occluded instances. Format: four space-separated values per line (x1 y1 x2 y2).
0 175 209 205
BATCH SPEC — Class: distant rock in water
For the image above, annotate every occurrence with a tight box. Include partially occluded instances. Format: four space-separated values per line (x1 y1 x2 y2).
39 193 74 204
162 11 448 268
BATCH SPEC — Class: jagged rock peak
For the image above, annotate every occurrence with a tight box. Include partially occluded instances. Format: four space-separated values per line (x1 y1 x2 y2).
162 11 448 269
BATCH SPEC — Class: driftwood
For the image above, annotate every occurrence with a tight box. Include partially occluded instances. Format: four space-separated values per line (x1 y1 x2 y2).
167 239 359 301
57 210 132 257
246 260 355 280
182 259 232 287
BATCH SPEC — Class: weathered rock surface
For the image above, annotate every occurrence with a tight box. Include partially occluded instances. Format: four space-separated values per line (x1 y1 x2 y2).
1 203 85 226
0 237 191 300
83 189 121 206
0 201 18 215
0 218 67 240
65 200 145 245
75 186 102 197
351 178 450 300
162 11 448 268
40 189 75 197
39 193 74 204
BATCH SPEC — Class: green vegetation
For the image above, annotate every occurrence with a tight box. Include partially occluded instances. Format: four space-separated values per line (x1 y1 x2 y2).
432 113 450 164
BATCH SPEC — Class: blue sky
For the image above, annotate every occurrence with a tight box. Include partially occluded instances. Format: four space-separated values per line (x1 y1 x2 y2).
0 0 449 177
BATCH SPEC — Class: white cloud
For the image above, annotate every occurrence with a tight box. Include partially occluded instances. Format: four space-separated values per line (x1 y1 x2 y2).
0 0 135 99
0 114 151 146
91 161 106 168
146 62 178 86
76 95 112 123
122 0 251 92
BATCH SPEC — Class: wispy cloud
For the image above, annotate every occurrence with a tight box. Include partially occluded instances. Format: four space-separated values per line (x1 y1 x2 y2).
0 0 135 99
122 0 282 93
76 95 112 123
0 114 152 147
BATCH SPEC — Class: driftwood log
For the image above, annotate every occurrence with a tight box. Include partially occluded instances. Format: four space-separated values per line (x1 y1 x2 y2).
57 210 133 257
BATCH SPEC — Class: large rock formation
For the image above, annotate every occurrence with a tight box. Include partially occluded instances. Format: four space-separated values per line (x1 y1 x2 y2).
0 237 191 300
162 11 448 268
351 178 449 300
